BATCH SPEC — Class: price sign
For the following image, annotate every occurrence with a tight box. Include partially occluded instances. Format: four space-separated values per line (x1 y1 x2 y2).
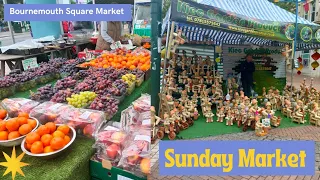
22 57 38 70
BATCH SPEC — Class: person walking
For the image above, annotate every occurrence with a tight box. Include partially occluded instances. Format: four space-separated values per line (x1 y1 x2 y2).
240 53 255 97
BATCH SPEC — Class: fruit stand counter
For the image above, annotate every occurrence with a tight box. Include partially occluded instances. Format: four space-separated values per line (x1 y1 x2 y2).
0 79 151 180
0 137 95 180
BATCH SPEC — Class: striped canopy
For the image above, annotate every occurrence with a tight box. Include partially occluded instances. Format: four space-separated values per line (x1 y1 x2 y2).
162 0 320 50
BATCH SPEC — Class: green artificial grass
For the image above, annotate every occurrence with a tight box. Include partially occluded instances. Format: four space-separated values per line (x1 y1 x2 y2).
0 137 95 180
169 109 310 140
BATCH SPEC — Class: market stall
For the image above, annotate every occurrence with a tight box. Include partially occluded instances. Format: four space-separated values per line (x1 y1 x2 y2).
153 0 320 140
133 0 151 37
0 42 151 179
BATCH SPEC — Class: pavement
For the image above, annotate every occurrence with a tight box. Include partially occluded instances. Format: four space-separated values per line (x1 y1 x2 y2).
0 31 32 47
150 125 320 180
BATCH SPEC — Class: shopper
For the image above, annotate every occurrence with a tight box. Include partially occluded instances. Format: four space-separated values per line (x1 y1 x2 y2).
240 53 255 97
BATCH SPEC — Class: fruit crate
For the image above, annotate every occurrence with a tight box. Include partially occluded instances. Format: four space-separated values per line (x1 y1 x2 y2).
126 83 136 96
136 74 145 87
0 86 16 100
112 93 126 104
89 159 147 180
35 74 55 85
144 70 150 81
15 79 37 92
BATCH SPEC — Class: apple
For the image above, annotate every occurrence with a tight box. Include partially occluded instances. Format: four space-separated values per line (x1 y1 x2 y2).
111 132 126 144
127 151 140 164
106 144 120 160
140 158 150 174
83 124 94 137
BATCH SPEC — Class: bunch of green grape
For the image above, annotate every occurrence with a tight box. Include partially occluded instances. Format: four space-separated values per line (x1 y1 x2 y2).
66 91 97 108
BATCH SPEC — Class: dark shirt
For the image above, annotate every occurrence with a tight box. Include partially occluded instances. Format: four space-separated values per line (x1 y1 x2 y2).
240 60 255 82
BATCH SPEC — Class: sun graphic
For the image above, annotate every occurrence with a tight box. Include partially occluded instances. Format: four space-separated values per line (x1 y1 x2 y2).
0 146 29 180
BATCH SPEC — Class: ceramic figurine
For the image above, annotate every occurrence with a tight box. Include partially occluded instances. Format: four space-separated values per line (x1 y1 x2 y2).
309 102 319 126
193 108 199 120
206 71 213 84
225 107 234 126
205 111 215 123
292 104 305 124
192 93 198 105
217 107 225 123
232 78 239 92
262 87 267 97
251 99 260 112
187 78 193 93
227 78 232 91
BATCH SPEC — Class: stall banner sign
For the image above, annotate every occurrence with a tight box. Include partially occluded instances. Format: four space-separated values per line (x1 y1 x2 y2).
171 0 320 44
222 45 286 95
22 57 38 70
159 140 315 175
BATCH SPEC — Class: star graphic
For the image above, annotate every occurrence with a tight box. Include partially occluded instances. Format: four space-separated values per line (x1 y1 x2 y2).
0 146 29 180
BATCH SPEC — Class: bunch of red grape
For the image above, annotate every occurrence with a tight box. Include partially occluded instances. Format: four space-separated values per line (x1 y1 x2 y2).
90 94 119 116
94 78 113 95
30 84 54 101
53 76 77 92
72 70 90 80
109 80 128 96
130 69 144 78
49 58 68 69
51 88 73 103
74 78 96 93
0 76 17 88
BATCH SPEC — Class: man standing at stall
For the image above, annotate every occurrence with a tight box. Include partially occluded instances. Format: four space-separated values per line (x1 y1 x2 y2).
240 53 255 97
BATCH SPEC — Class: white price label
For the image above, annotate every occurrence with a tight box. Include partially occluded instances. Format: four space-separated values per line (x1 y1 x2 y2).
19 99 32 105
142 120 151 126
104 126 120 131
48 103 63 112
134 135 151 143
117 175 133 180
22 57 38 70
79 111 92 119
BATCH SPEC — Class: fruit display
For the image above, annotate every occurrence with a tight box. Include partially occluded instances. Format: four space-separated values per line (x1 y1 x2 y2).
0 109 8 120
72 70 90 80
0 113 38 142
29 101 73 124
57 108 105 138
23 123 74 154
79 48 150 72
110 80 128 101
51 88 74 103
0 76 16 99
15 79 37 92
94 123 128 164
59 58 85 77
132 94 151 113
122 74 136 95
66 91 97 108
93 78 112 95
74 79 96 93
130 69 145 87
1 98 40 117
89 94 119 119
118 130 151 173
30 84 55 102
53 76 77 92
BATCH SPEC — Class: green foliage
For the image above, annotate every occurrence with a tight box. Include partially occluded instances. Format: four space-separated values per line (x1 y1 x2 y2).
272 2 296 13
0 0 24 19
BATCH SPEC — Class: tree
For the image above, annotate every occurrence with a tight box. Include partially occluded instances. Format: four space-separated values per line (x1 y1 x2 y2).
0 0 24 19
272 2 296 13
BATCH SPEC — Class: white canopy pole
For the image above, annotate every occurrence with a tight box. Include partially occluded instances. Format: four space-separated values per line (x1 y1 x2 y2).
93 0 97 33
3 0 16 44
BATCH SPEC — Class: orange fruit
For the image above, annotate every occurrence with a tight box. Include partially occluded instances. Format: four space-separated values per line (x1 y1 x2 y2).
50 137 65 150
5 119 20 132
44 146 54 153
52 130 65 138
57 125 70 135
41 134 53 147
0 131 8 140
17 117 28 126
26 132 40 144
8 131 20 140
37 125 50 136
64 135 71 145
18 112 29 119
28 119 37 129
0 109 7 119
31 141 44 154
0 121 6 131
25 142 32 150
45 122 56 134
19 124 32 135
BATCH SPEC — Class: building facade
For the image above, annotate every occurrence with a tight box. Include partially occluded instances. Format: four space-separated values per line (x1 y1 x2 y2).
296 0 320 77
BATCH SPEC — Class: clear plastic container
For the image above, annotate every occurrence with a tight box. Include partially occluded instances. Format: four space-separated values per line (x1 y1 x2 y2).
15 79 37 92
29 101 74 125
126 83 136 95
35 74 54 85
0 86 16 100
57 108 105 138
135 73 145 87
1 98 40 117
